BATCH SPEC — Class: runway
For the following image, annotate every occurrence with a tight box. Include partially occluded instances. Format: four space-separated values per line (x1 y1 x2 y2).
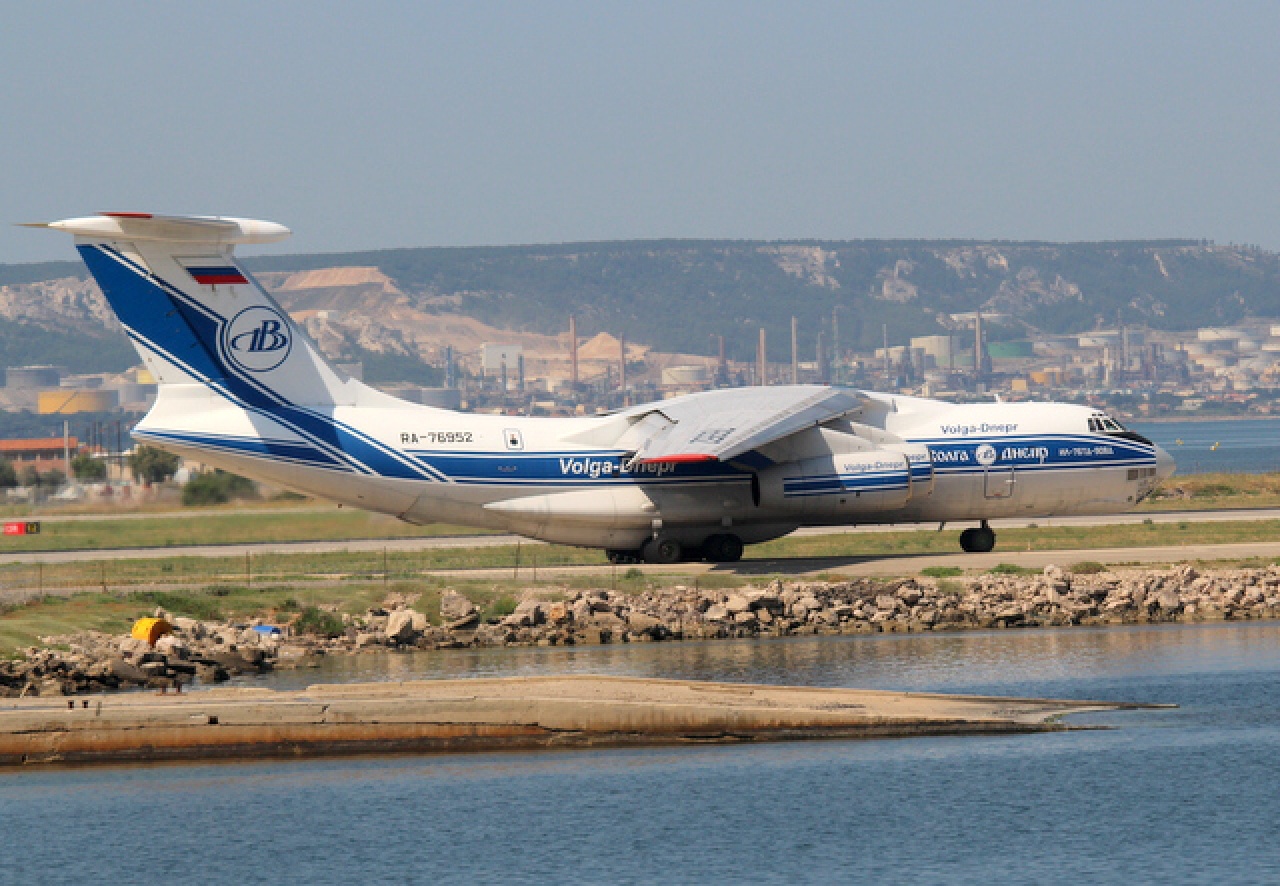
2 507 1277 575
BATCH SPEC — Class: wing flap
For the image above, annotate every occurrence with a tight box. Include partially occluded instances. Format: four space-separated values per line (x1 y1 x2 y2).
628 386 864 464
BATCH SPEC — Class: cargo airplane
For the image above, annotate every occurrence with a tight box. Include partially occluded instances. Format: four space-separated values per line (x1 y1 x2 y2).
37 213 1174 563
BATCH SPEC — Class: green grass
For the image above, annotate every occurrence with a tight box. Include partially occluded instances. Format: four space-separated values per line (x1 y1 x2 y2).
0 508 492 553
1 471 1278 555
5 518 1280 601
987 563 1039 576
920 566 964 578
294 606 346 638
1139 472 1280 510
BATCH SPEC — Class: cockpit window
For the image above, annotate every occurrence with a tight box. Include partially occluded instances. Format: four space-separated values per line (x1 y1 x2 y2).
1089 413 1127 434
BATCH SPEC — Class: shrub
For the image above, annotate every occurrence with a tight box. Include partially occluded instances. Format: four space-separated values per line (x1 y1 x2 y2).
130 445 182 484
483 596 518 622
128 591 223 621
921 566 963 578
988 563 1037 576
182 470 259 506
1069 561 1106 575
70 453 107 481
293 606 346 638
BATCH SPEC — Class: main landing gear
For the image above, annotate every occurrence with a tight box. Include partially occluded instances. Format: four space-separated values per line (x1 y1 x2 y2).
701 533 744 564
959 521 996 553
607 532 745 565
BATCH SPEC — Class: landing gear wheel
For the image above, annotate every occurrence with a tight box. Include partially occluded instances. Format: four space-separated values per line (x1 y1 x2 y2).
959 524 996 553
703 533 744 563
641 537 683 564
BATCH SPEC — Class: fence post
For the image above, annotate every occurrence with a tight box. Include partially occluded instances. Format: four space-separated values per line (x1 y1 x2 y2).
100 561 106 593
514 541 521 579
246 551 252 588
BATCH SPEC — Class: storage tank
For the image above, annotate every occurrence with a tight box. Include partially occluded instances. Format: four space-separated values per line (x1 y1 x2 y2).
417 388 463 410
661 365 711 386
37 389 119 414
5 365 63 389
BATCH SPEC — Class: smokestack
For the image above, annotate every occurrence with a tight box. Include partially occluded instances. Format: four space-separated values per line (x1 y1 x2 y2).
974 313 984 382
791 316 799 384
517 354 525 392
619 333 626 393
883 323 890 384
817 331 826 384
569 316 578 390
758 327 767 386
717 334 727 385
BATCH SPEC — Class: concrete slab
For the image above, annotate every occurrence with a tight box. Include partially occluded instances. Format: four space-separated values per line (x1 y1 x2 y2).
0 675 1167 766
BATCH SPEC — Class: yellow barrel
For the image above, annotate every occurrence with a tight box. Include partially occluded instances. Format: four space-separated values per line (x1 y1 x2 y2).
130 617 173 646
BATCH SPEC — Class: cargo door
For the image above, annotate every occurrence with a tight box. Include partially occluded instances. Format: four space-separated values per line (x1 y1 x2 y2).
984 465 1015 499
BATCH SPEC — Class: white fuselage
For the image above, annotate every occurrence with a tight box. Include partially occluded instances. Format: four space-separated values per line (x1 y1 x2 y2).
139 385 1172 552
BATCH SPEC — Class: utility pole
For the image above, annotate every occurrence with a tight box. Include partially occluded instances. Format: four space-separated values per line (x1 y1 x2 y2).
757 327 767 386
619 333 626 395
569 316 578 391
817 331 827 384
882 323 891 386
832 307 840 370
791 316 799 384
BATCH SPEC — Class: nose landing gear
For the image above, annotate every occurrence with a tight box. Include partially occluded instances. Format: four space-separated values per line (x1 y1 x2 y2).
959 521 996 553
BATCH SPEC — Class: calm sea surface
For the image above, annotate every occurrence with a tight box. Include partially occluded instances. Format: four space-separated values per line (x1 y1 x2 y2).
4 623 1280 885
1130 417 1280 474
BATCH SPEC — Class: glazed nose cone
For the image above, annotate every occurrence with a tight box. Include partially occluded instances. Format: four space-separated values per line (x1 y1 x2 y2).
1155 445 1176 481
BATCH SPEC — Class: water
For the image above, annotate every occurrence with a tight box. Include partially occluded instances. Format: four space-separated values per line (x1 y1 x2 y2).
4 624 1280 885
1131 417 1280 474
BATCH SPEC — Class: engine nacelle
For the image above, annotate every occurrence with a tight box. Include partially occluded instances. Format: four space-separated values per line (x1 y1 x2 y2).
758 443 933 518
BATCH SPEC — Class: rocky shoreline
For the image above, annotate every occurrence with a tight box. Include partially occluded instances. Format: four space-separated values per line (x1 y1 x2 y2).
7 563 1280 698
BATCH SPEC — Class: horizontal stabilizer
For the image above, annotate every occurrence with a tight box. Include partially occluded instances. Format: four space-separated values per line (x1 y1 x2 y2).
25 212 290 245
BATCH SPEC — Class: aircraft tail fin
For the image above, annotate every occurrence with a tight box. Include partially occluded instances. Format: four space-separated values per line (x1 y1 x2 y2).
41 212 367 408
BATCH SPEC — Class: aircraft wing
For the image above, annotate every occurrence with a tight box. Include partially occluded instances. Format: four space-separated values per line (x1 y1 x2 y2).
624 385 864 465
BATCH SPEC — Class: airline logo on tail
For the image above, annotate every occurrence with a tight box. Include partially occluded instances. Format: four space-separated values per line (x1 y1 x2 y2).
222 306 292 372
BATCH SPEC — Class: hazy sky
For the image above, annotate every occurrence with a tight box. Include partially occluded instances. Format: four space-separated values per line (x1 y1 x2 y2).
4 1 1280 264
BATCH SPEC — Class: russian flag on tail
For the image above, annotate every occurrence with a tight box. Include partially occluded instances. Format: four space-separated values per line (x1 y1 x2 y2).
181 257 248 286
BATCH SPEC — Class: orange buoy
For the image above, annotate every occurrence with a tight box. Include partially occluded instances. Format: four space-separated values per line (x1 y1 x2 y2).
131 617 173 646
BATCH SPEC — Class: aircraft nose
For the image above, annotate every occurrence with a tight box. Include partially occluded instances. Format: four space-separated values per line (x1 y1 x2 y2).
1155 445 1176 481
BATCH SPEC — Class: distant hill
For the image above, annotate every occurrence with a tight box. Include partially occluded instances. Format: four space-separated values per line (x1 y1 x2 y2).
244 239 1280 359
2 239 1278 370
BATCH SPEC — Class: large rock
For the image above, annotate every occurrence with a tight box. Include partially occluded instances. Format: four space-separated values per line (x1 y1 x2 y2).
154 635 189 660
627 613 664 636
117 637 150 657
703 603 730 622
502 598 543 628
724 594 752 614
170 617 206 640
385 609 421 643
107 658 150 684
440 591 479 622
